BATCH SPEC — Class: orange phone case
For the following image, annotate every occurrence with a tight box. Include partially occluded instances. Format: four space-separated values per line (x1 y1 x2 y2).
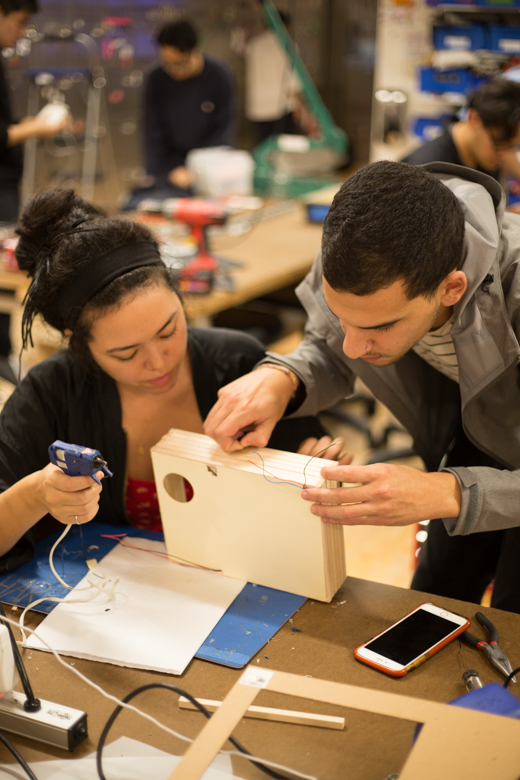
353 603 471 677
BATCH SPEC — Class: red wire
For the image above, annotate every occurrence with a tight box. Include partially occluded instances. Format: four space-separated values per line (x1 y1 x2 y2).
100 534 222 572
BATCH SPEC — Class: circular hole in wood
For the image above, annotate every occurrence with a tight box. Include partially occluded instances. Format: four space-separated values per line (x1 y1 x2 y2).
163 473 194 503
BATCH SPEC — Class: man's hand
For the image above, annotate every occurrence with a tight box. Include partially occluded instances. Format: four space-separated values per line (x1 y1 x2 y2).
297 436 353 465
204 367 295 452
301 463 461 526
168 166 193 189
36 463 103 525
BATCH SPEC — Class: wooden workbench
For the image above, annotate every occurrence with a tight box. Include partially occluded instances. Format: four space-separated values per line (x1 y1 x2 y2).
3 577 519 779
0 267 27 301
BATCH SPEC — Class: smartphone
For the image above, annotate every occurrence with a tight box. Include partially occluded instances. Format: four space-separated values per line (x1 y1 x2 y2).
354 602 470 677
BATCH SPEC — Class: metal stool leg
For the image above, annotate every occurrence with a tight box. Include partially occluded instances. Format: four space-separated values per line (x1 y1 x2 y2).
81 82 102 203
21 81 40 207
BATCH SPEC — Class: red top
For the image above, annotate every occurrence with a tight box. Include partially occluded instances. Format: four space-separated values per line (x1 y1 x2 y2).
125 478 163 533
125 478 193 533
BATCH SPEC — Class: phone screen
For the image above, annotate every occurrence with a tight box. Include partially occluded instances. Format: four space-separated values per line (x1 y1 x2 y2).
365 610 461 666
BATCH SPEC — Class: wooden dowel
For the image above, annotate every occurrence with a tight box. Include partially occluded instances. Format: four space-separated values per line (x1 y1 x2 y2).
178 696 345 730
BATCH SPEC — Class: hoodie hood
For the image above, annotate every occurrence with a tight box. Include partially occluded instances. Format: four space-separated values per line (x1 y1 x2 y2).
421 162 504 320
418 162 517 404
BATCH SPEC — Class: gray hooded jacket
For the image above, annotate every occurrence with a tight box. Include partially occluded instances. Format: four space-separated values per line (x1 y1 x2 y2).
264 163 520 536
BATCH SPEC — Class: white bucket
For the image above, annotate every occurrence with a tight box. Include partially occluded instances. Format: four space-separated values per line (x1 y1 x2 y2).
186 147 255 197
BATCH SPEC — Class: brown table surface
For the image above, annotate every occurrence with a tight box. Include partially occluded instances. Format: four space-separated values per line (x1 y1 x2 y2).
3 576 520 779
0 203 323 322
0 266 28 294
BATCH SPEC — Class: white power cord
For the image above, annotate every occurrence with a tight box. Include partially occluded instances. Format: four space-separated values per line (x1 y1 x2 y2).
1 614 319 780
18 524 119 644
0 624 17 693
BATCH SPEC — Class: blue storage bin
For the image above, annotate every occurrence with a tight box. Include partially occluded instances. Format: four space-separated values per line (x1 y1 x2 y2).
420 67 487 94
434 24 488 50
427 0 474 6
413 116 444 140
476 0 517 6
306 204 330 224
489 25 520 53
505 175 520 206
413 115 456 141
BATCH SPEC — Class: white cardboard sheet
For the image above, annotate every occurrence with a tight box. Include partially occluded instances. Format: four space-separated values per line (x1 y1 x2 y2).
26 539 245 675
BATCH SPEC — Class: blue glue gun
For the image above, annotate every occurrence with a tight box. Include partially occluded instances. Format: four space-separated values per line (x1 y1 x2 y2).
48 440 113 486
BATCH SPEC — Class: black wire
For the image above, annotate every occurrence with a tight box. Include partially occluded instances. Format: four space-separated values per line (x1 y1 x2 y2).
457 638 468 675
0 730 39 780
302 441 339 487
503 667 520 690
0 604 40 712
96 682 296 780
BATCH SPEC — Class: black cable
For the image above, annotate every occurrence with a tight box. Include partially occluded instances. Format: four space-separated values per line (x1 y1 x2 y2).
302 441 338 487
503 667 520 690
96 682 296 780
0 730 39 780
0 604 40 712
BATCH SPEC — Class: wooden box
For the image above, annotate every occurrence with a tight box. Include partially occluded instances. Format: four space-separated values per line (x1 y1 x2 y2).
151 429 346 601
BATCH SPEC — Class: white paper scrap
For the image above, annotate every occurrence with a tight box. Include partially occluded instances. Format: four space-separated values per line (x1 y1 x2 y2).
8 737 243 780
26 539 245 675
103 736 234 773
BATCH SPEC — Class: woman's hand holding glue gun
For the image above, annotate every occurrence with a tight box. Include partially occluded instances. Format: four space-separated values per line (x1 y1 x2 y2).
43 440 113 525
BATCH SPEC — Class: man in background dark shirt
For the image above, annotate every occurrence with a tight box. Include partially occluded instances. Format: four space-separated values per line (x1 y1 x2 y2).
403 79 520 182
142 19 234 196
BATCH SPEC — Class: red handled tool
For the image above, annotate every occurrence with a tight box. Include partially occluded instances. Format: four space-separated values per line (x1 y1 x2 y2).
139 197 228 293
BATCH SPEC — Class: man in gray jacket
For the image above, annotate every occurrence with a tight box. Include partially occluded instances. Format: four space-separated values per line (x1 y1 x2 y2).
205 160 520 613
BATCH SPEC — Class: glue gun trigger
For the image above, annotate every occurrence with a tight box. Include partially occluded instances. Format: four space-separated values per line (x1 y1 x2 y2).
91 464 114 485
90 469 107 487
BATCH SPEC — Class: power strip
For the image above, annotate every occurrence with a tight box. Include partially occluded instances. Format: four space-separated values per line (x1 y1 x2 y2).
0 691 87 750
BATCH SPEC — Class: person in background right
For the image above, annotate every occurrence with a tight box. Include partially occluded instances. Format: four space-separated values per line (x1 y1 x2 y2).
402 78 520 183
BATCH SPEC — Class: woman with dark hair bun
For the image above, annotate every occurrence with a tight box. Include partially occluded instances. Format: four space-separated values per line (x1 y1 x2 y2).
0 189 344 570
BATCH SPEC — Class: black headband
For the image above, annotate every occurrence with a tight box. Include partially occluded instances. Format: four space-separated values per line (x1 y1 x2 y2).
70 217 92 229
57 241 163 330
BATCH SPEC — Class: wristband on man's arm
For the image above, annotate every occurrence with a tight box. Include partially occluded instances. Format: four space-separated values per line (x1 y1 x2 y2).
254 363 300 398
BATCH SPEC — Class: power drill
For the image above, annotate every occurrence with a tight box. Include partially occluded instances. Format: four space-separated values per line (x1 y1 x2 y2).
48 441 113 486
138 197 227 294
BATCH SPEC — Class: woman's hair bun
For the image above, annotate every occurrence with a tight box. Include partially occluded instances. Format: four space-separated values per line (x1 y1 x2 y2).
15 189 102 275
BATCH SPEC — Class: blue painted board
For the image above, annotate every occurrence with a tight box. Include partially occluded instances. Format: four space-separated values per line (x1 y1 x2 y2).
195 583 306 668
0 523 305 667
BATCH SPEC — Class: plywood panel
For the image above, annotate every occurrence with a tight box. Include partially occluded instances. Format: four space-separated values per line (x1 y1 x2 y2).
170 667 520 780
